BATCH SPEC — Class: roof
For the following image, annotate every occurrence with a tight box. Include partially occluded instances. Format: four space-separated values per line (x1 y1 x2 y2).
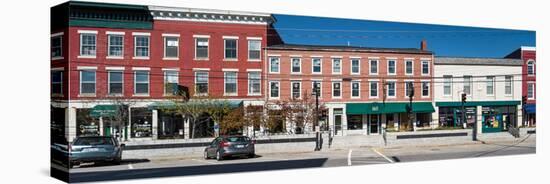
434 57 522 66
266 44 432 54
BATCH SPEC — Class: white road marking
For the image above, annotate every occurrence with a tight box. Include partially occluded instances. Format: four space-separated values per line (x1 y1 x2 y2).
347 149 353 166
371 148 394 163
127 164 134 169
191 158 219 165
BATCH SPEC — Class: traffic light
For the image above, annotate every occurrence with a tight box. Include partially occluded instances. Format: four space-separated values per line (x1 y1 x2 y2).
461 93 467 103
522 96 527 105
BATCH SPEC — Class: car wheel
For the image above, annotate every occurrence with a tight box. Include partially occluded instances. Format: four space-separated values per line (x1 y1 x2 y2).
216 151 223 161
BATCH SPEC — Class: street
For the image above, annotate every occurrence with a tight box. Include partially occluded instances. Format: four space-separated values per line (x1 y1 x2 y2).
60 135 535 183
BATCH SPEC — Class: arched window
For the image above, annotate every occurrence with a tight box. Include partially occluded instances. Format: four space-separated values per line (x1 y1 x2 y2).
527 60 535 75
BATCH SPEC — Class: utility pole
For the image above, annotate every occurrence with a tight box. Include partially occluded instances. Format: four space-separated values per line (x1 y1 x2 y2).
313 81 321 151
406 82 414 131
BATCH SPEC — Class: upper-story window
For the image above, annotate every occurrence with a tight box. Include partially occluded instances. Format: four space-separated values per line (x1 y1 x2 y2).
387 60 396 75
51 34 62 58
332 81 342 98
108 34 124 58
270 81 280 98
290 58 301 73
248 71 261 95
312 58 322 74
80 70 96 95
527 82 535 99
312 81 322 98
463 76 472 95
164 35 179 59
527 60 535 75
248 39 261 60
51 71 62 95
351 81 360 98
108 70 123 95
134 71 150 95
370 60 378 75
269 57 280 73
370 81 378 98
351 59 360 74
134 34 150 58
164 70 179 95
405 60 414 75
443 75 452 96
421 60 430 75
195 37 209 59
486 76 495 96
505 75 513 95
387 81 396 97
195 71 209 95
422 81 430 97
291 81 301 99
80 33 96 57
224 38 238 60
224 71 238 96
405 81 414 97
332 58 342 74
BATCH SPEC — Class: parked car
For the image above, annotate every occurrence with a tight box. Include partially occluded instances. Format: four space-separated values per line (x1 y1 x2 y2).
69 136 125 168
51 135 69 167
204 135 255 161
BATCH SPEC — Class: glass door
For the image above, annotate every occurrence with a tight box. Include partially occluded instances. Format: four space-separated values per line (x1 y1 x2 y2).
334 115 342 135
370 114 380 134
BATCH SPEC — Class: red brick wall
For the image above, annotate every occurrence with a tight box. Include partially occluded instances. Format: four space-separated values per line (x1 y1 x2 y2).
522 50 536 104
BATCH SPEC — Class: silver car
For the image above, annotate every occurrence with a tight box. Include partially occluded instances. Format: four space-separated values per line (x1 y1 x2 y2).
204 136 255 161
69 136 125 168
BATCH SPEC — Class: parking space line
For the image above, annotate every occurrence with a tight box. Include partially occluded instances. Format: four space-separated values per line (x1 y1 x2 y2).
127 164 134 169
191 158 219 165
347 149 353 166
371 148 394 163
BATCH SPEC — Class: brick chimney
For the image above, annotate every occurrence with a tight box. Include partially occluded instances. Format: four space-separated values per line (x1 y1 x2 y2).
420 39 427 51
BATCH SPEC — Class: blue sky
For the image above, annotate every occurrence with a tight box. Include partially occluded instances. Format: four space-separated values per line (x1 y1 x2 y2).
272 14 535 58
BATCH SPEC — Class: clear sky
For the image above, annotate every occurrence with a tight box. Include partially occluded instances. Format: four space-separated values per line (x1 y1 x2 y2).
271 14 535 58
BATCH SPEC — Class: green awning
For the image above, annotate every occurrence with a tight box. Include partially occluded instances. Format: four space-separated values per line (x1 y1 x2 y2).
148 100 243 110
346 102 435 115
436 101 520 107
90 105 120 117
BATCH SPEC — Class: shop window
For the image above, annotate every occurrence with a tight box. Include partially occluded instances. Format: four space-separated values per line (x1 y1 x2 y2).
158 110 184 139
76 109 99 136
131 108 152 138
347 115 363 130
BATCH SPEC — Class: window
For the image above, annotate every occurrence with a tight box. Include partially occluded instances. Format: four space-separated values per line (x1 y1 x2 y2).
527 83 535 99
332 58 341 74
370 82 378 97
405 81 414 97
134 71 149 95
463 76 472 95
422 61 429 75
108 70 123 95
486 76 495 95
270 81 280 98
312 58 322 74
108 35 123 57
51 71 62 94
387 81 396 97
164 71 179 95
422 81 429 97
351 59 360 74
387 60 396 75
224 39 237 59
370 60 378 74
527 61 535 75
332 82 342 98
312 81 322 98
443 75 452 96
51 36 62 58
291 81 301 99
224 71 237 95
195 71 209 95
351 81 360 98
80 70 95 94
80 34 96 56
291 58 301 73
134 36 150 57
269 57 280 73
164 37 179 58
505 76 513 95
248 40 261 60
248 72 261 95
195 38 209 59
405 60 413 75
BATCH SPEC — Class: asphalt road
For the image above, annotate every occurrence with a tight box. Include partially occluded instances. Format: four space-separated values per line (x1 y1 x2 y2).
58 135 535 183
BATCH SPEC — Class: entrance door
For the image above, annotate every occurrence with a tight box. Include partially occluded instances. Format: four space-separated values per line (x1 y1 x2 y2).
369 114 380 134
334 115 342 135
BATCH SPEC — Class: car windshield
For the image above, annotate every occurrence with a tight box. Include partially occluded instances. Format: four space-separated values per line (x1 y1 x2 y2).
73 137 114 146
225 136 249 142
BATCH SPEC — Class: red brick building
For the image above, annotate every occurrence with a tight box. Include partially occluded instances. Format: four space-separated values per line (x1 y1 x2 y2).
506 46 536 126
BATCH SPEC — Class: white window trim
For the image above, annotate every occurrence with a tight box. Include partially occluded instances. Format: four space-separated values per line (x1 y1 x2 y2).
404 80 414 97
163 70 179 96
463 76 473 96
405 60 414 75
443 76 453 97
386 80 397 98
291 57 302 74
312 80 322 99
132 67 150 71
107 34 124 59
486 76 495 96
527 60 535 76
312 58 322 75
107 70 124 96
132 32 151 36
133 35 150 60
387 60 397 75
332 81 342 99
194 71 209 96
369 60 379 75
224 71 238 96
194 37 209 60
290 81 302 99
163 36 179 60
193 68 210 71
247 39 262 61
369 81 379 99
193 34 210 38
106 31 125 35
421 80 430 98
78 30 98 34
527 82 536 100
351 81 361 98
504 76 513 96
77 66 98 70
247 72 262 96
350 58 361 75
105 66 125 70
79 70 96 96
332 58 342 74
269 57 280 74
421 60 430 75
51 32 64 37
246 69 262 72
269 81 280 99
223 38 238 61
246 37 262 40
78 33 97 58
133 71 150 96
162 33 180 37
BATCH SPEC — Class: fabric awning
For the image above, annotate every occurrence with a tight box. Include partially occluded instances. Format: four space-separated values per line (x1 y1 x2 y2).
90 105 120 117
524 104 536 113
346 102 435 115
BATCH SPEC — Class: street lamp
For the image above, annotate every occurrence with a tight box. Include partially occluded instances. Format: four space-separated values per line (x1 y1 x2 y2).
312 81 321 151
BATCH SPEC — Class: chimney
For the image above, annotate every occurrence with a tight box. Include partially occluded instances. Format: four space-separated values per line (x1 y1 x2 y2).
420 39 427 51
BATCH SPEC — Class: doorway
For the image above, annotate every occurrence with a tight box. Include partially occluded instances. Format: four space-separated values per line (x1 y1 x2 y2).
369 114 380 134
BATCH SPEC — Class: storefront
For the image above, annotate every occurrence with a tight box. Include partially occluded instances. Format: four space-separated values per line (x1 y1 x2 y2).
482 105 517 133
438 106 477 128
524 104 536 127
51 106 66 143
436 101 520 133
76 109 100 136
131 107 152 138
158 110 185 139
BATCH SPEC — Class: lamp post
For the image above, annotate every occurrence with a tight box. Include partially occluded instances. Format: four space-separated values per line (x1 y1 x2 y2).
313 81 321 151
